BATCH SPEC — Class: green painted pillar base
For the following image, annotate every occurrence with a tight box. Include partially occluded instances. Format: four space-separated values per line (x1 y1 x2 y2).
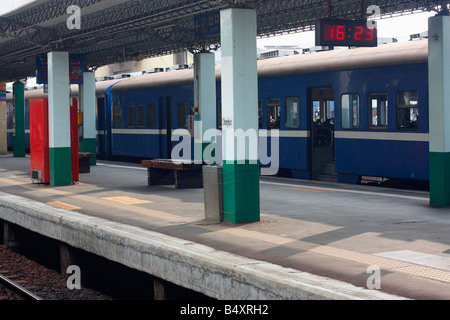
430 152 450 207
13 136 26 157
13 82 25 158
222 161 260 223
49 147 72 186
80 138 97 165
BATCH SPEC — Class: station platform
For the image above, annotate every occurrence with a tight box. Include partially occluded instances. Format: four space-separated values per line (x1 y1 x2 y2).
1 154 450 300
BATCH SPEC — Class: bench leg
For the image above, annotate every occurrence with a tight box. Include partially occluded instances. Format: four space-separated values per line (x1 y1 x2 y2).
147 168 175 186
174 170 203 189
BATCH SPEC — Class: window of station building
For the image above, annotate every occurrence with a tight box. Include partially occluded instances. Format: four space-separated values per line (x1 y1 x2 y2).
341 93 360 129
369 93 388 129
285 97 300 129
267 98 281 129
146 104 156 129
177 102 187 129
113 105 122 128
127 105 135 128
137 105 145 128
397 91 419 130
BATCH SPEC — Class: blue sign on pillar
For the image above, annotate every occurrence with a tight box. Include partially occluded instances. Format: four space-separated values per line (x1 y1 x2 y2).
36 56 83 84
195 11 220 37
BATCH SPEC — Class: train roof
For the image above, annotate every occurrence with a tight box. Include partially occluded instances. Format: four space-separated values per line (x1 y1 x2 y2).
257 39 428 77
95 78 122 96
6 84 79 101
9 39 428 100
109 67 202 92
111 39 428 92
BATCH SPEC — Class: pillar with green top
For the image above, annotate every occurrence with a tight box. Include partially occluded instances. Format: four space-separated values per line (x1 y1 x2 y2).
13 82 25 157
220 8 260 223
79 71 97 165
429 14 450 207
48 51 72 186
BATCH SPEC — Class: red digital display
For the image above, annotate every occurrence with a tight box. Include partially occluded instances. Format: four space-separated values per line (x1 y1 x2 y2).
316 19 377 47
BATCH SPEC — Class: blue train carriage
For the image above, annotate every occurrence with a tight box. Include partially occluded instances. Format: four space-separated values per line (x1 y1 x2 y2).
256 39 428 185
5 39 430 188
107 67 197 161
95 77 123 159
332 40 428 185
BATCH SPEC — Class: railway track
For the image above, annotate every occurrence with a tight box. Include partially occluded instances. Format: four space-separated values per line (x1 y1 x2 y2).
0 272 42 300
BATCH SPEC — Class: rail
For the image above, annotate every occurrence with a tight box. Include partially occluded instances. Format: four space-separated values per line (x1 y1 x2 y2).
0 273 42 300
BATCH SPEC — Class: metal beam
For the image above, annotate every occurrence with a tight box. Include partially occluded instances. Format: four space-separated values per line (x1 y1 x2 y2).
0 0 448 81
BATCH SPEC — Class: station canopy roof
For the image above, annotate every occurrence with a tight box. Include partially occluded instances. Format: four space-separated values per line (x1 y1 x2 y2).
0 0 448 82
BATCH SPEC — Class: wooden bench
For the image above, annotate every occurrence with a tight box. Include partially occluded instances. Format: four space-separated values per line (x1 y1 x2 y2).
141 159 203 189
79 152 94 173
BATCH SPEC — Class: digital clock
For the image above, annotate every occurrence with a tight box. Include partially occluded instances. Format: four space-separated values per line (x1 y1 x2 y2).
315 19 377 47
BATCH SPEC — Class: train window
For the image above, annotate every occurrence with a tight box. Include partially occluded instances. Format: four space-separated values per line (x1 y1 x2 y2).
177 102 187 129
341 94 360 129
397 91 418 130
113 105 122 128
146 104 156 129
137 105 145 128
127 105 135 128
369 93 388 129
285 97 300 129
267 98 281 129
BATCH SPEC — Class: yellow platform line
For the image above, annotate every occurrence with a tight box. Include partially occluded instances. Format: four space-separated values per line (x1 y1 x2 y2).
310 245 450 284
71 194 190 223
102 196 152 205
0 177 29 186
212 226 450 284
47 201 81 211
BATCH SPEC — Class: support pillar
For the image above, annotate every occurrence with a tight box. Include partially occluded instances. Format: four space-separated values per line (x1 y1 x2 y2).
153 278 166 300
48 52 72 186
13 82 25 157
220 8 260 223
194 52 217 163
79 72 97 165
59 244 78 275
0 83 6 155
429 14 450 207
2 221 15 248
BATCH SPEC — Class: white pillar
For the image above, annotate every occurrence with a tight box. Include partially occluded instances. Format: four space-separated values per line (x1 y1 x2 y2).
79 71 97 164
194 52 217 163
220 8 260 223
48 51 72 186
429 14 450 207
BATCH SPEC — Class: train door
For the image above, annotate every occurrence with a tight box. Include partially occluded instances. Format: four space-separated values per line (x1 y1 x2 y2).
159 97 172 159
97 97 106 157
310 87 335 180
